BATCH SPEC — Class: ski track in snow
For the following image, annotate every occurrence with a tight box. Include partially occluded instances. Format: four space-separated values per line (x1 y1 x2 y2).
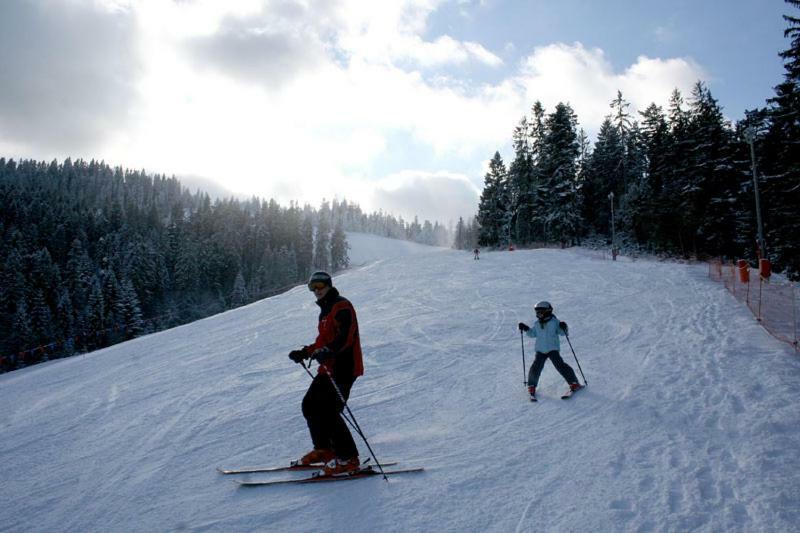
2 233 799 532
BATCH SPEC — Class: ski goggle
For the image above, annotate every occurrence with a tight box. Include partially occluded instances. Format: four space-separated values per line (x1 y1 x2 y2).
308 281 328 291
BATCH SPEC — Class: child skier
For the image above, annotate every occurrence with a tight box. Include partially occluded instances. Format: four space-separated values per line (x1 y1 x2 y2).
518 301 582 401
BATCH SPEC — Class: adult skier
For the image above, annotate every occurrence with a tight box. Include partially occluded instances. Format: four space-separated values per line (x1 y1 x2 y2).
288 271 364 475
518 301 581 401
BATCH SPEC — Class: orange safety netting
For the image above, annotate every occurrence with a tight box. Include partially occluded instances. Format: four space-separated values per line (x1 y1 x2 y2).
709 260 799 352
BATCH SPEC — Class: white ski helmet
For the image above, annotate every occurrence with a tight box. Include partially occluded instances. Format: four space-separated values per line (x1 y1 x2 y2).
534 301 553 319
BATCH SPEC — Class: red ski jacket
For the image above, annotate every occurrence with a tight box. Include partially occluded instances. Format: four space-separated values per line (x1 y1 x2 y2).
305 288 363 378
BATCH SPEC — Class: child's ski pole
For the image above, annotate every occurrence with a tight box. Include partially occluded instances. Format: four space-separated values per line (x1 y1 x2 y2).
564 334 587 385
519 330 527 386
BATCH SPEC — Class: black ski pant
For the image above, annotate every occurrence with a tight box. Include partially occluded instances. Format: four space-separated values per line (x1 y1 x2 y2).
528 350 578 388
302 372 358 460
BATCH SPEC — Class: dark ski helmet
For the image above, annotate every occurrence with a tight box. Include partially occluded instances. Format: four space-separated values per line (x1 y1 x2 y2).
534 301 553 319
308 271 332 291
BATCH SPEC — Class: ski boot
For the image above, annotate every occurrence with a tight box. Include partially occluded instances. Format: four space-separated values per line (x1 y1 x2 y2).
296 448 335 466
528 386 537 402
322 456 361 476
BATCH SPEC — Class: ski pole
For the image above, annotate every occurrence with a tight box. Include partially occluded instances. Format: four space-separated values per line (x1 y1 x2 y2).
303 360 389 481
564 334 587 385
519 330 527 386
301 363 360 433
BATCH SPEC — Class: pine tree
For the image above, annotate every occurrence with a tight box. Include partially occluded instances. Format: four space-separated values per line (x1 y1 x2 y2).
662 89 693 254
583 118 623 235
230 269 248 308
537 103 581 245
12 299 33 356
117 278 144 339
761 0 800 277
314 215 331 271
682 82 737 257
636 103 671 247
85 276 106 349
66 238 93 310
330 222 349 271
508 117 535 244
454 217 467 249
297 216 314 279
30 288 54 344
477 152 509 246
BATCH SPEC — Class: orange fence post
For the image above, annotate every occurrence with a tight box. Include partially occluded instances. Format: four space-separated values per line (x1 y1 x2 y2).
737 259 750 283
759 258 771 280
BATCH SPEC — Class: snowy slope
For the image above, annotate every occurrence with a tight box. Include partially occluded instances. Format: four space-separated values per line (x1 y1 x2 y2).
2 235 799 532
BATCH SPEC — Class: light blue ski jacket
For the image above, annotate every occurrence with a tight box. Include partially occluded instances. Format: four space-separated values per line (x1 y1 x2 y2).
525 315 567 353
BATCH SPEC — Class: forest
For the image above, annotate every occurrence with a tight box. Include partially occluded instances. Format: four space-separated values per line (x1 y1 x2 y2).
0 159 448 372
470 2 799 282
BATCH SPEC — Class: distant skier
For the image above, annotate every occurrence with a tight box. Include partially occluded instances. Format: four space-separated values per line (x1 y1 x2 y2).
473 248 480 260
518 301 581 401
288 271 363 474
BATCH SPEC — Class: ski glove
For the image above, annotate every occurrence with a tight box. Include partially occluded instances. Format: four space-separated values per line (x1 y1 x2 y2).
312 346 334 362
288 349 307 363
518 322 530 332
559 321 568 334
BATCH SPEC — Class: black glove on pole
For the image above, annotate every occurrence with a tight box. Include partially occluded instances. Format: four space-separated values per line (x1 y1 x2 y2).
288 349 306 363
564 333 587 385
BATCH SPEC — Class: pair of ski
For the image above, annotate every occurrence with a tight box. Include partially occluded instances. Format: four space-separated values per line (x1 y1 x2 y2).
218 458 424 486
530 384 584 402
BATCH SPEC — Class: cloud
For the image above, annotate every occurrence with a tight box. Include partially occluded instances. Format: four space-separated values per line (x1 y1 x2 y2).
371 171 480 224
513 42 706 135
0 0 140 154
181 3 331 89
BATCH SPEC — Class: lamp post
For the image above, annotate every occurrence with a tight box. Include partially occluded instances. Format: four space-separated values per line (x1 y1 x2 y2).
608 191 617 260
744 126 766 259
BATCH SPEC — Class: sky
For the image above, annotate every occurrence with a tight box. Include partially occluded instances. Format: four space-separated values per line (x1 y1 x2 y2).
0 0 791 225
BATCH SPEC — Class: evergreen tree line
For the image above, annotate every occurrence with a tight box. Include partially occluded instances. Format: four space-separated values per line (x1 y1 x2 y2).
331 198 451 247
0 158 353 371
474 1 800 280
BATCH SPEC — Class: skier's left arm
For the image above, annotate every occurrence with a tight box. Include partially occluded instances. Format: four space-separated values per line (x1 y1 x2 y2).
558 320 568 336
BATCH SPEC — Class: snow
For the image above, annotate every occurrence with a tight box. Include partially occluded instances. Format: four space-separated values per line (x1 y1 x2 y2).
2 233 800 532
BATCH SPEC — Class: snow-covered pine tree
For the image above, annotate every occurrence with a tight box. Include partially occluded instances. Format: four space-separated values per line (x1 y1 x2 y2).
477 152 508 247
583 118 623 236
537 103 581 246
314 208 331 272
118 278 144 339
230 269 248 308
762 0 800 277
330 222 349 271
508 116 534 244
636 103 671 248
